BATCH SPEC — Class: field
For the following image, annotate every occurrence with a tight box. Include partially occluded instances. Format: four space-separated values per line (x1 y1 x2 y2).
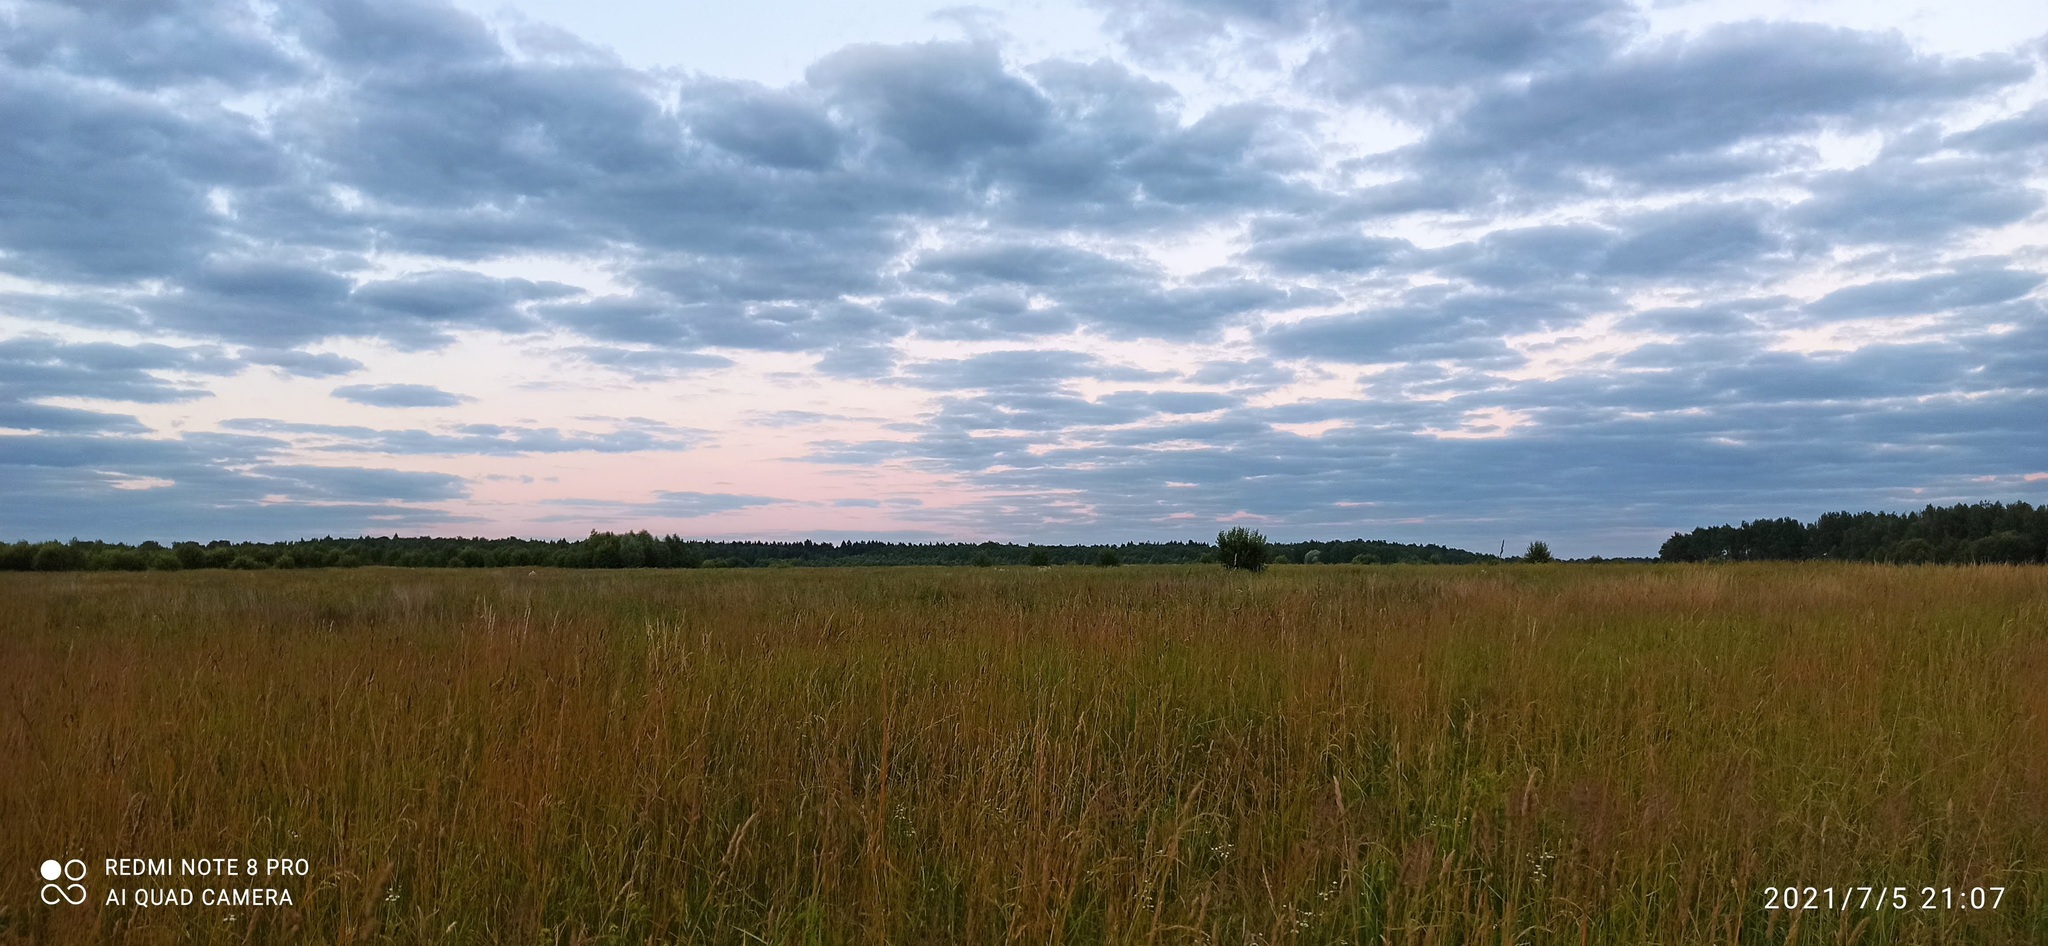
3 564 2045 944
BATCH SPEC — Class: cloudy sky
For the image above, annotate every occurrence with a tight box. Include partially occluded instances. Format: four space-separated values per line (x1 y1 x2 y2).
4 0 2046 556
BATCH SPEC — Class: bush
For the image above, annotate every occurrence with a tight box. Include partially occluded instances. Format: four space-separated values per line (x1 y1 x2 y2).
1216 527 1270 572
31 543 82 572
1302 549 1321 565
1028 547 1051 567
1097 550 1121 567
1524 540 1554 564
0 542 35 571
1889 537 1934 564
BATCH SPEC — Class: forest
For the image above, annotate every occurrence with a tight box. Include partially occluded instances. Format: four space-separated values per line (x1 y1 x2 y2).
0 532 1495 572
1659 501 2048 563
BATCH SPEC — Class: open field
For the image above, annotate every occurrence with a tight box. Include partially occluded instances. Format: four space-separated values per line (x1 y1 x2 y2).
3 564 2045 944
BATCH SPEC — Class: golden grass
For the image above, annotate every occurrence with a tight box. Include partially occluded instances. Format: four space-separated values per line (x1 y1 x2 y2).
2 563 2043 944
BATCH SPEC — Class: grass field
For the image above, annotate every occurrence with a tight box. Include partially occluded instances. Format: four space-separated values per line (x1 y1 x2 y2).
3 564 2044 944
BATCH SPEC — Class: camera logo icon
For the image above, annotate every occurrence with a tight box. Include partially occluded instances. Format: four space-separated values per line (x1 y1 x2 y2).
40 859 86 905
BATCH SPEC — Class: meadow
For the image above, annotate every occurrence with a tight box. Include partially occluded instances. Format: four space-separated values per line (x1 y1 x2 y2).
2 563 2043 944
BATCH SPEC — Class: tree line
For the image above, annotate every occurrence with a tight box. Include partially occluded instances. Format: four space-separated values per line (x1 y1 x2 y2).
1659 501 2048 564
0 532 1496 573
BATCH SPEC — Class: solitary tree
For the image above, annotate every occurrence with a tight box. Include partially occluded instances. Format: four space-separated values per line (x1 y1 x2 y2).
1217 527 1271 572
1523 540 1554 563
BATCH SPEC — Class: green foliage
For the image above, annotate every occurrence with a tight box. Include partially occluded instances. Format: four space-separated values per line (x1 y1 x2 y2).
1661 501 2048 564
1216 527 1270 572
1524 540 1553 563
1096 549 1120 567
31 542 81 572
0 531 1508 572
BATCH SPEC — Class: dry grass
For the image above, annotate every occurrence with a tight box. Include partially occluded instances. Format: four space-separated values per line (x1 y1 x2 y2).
2 563 2043 944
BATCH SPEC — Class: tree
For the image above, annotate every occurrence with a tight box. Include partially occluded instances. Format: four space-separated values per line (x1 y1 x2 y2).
31 542 81 572
1217 527 1270 572
1097 549 1121 567
1028 546 1051 567
1302 549 1322 564
1523 540 1554 563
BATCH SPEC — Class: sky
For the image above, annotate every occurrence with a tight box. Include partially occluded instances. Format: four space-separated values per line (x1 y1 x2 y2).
3 0 2046 557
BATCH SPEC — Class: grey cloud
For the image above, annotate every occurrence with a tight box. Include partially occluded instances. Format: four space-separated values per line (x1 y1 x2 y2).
1305 0 1637 96
1264 287 1597 365
536 490 785 520
1947 102 2048 155
0 403 147 434
221 417 701 456
1409 23 2029 194
242 347 365 378
150 263 576 349
882 292 1078 342
351 271 576 334
1097 0 1636 96
288 0 500 72
902 350 1171 392
253 463 467 503
1243 229 1414 275
0 69 275 282
149 258 355 346
809 41 1050 162
1805 268 2044 320
562 345 735 380
331 383 472 408
913 242 1318 339
1791 155 2043 244
914 242 1148 287
1 428 467 541
0 336 237 409
2 0 302 89
683 81 842 170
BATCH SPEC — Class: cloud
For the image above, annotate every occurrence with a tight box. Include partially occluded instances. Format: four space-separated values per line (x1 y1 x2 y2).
330 383 472 408
1096 0 1639 98
536 490 787 521
0 338 239 421
1791 155 2044 244
1404 23 2029 196
0 427 469 541
220 417 702 456
2 0 2046 551
809 41 1050 163
1804 268 2044 320
682 80 843 170
241 348 365 378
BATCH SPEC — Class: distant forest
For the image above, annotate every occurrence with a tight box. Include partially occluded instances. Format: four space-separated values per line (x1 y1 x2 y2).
1660 501 2048 564
0 533 1496 572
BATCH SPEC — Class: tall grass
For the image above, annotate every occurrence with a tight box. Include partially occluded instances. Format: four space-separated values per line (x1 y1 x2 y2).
2 564 2043 943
